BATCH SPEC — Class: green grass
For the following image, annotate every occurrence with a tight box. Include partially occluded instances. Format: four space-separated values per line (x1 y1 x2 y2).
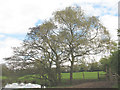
17 71 106 82
18 74 41 80
18 74 50 85
2 71 106 87
2 71 106 82
0 76 8 80
18 74 42 83
1 71 106 88
112 84 118 88
61 71 106 80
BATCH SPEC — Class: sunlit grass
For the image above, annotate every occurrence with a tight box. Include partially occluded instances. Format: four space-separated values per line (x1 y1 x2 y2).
0 76 8 80
17 71 106 81
61 71 106 80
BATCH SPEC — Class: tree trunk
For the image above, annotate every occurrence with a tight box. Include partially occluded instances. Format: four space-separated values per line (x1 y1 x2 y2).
109 67 113 81
70 61 74 84
105 65 108 73
69 44 74 84
105 65 109 80
82 72 85 80
97 71 99 80
56 62 61 83
58 65 61 83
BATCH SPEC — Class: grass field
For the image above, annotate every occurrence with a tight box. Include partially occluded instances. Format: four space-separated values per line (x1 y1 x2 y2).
0 76 8 80
2 71 108 88
1 71 106 87
61 71 106 80
2 71 106 81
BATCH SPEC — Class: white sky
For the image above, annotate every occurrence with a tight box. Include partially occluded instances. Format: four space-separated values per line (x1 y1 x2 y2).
0 0 119 63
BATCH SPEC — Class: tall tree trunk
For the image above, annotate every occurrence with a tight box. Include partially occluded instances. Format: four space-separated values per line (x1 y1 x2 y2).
70 60 74 84
57 65 61 83
56 62 61 83
58 70 61 83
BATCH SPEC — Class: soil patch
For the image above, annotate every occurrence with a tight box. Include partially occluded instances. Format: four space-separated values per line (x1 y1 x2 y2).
66 81 117 88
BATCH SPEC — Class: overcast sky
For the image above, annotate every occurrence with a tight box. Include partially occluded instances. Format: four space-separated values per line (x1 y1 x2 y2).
0 0 119 63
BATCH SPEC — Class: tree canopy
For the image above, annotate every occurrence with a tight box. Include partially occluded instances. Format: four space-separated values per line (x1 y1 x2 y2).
4 6 115 85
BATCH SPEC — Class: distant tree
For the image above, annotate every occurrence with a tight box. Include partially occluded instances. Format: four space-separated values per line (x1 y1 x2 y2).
99 38 117 73
78 58 88 72
87 59 99 72
109 50 119 74
73 64 80 72
99 49 119 81
99 57 109 72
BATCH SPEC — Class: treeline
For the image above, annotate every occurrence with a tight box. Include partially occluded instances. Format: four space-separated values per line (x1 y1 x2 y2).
4 6 117 86
62 62 103 73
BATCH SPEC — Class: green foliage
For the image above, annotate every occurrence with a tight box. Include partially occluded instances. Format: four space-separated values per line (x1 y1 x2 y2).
18 74 50 86
88 62 100 71
99 57 109 71
109 50 118 73
4 6 113 85
73 65 80 72
99 50 119 74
